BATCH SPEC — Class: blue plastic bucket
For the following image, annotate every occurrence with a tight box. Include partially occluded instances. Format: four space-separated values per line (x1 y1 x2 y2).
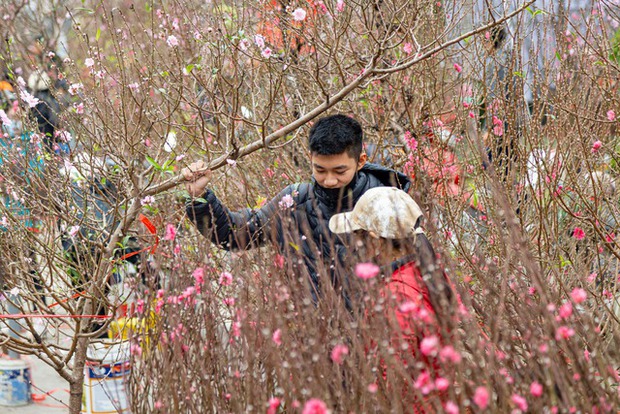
0 358 32 406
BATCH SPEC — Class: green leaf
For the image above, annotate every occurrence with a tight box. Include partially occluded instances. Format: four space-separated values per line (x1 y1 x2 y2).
185 64 195 73
145 155 161 171
469 182 478 208
96 28 101 41
526 7 548 17
74 7 95 14
513 71 524 78
161 159 175 172
116 235 131 249
144 205 159 215
559 255 571 268
555 51 562 61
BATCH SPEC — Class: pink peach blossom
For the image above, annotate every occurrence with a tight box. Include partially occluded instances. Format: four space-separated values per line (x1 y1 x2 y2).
192 267 204 285
435 377 450 391
302 398 328 414
559 301 573 319
0 110 10 126
445 401 459 414
570 288 587 304
261 48 273 59
555 325 575 340
420 335 439 357
331 344 349 364
164 223 176 241
473 386 489 409
511 394 528 411
414 371 434 395
293 8 307 21
439 345 462 363
219 271 233 286
573 227 585 240
530 381 543 397
267 397 281 414
254 34 265 48
20 89 40 107
166 35 179 47
355 262 380 279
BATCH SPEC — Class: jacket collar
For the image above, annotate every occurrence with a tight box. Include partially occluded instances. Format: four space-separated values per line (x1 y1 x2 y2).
312 163 411 213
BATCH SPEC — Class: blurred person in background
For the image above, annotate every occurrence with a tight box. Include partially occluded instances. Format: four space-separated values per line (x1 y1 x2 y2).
25 36 71 155
0 67 47 314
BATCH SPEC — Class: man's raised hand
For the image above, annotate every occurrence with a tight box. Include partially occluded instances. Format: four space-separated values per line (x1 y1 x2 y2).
182 160 212 198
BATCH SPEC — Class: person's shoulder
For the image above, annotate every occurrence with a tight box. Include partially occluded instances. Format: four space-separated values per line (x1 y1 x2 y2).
360 163 411 191
282 182 312 202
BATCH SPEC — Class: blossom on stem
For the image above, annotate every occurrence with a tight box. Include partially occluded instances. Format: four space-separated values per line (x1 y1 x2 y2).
572 227 585 240
473 386 489 409
166 35 179 47
355 262 379 279
293 8 307 21
331 344 349 364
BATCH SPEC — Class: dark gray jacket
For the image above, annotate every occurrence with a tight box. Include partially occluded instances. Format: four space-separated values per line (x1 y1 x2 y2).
187 163 411 297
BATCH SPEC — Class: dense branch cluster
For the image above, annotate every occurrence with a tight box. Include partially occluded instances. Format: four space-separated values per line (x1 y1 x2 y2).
0 0 619 412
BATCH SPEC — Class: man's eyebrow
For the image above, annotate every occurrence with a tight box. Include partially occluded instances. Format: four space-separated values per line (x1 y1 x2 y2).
313 163 349 170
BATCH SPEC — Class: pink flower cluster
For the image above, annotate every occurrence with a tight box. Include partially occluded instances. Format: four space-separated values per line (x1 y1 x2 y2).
355 262 380 279
330 344 349 364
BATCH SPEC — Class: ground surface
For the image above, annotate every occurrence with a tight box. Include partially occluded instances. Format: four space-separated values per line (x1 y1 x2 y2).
4 354 69 413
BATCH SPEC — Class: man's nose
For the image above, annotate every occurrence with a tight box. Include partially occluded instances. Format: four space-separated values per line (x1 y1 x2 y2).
323 175 338 187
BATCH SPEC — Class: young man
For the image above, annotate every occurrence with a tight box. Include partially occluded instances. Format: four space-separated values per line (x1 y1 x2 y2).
183 114 410 299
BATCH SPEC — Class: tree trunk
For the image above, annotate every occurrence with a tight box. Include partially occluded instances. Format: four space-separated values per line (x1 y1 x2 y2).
68 326 90 413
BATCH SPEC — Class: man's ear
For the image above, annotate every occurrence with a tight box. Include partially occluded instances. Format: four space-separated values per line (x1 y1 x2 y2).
357 152 368 170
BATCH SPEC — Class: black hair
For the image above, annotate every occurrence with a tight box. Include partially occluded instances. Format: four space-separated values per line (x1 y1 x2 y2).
308 114 364 159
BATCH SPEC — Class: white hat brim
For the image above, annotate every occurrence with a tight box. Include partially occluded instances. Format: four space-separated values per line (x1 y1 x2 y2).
329 212 363 234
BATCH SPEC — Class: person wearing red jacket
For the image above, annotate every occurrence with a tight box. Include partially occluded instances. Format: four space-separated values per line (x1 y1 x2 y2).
329 187 456 411
329 186 454 341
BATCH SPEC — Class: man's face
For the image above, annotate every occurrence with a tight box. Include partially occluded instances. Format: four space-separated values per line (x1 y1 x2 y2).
311 152 367 189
